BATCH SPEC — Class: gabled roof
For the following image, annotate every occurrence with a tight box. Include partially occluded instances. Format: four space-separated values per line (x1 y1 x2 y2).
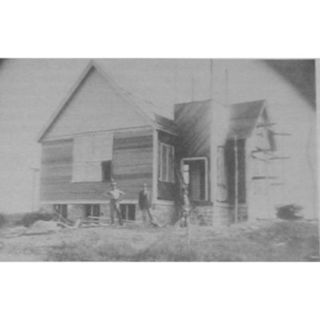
37 60 177 141
174 98 269 141
175 99 211 110
154 113 178 134
227 100 266 139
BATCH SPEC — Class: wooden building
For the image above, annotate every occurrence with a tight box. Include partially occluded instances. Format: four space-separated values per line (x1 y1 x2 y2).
175 99 276 224
38 61 178 225
38 60 316 225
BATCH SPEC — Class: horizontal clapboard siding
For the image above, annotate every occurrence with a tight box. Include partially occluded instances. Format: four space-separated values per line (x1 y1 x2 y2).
40 128 154 202
113 129 153 199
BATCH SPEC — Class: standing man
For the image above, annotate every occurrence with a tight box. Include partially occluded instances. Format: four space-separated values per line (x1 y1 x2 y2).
138 183 155 225
107 180 125 225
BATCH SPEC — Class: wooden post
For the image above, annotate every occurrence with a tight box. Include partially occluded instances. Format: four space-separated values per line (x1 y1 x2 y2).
225 68 229 107
265 155 270 219
209 60 216 206
316 60 320 257
234 136 239 223
191 69 195 102
152 130 158 204
30 167 39 212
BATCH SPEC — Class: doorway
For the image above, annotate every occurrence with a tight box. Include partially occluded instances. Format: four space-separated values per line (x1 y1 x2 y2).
181 157 208 201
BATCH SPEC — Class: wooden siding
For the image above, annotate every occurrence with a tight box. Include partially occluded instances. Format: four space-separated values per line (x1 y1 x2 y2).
113 129 153 199
45 67 149 140
40 129 153 202
157 130 176 200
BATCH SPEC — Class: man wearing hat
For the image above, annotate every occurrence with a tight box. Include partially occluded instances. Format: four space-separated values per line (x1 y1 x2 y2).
107 180 125 225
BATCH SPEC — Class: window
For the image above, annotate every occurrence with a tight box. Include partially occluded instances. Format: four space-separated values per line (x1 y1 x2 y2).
72 132 113 182
54 204 68 218
120 204 136 221
85 204 101 217
225 139 246 203
159 143 175 183
101 160 112 182
181 158 208 201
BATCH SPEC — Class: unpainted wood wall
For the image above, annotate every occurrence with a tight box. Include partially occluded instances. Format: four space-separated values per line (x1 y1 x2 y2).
40 128 153 202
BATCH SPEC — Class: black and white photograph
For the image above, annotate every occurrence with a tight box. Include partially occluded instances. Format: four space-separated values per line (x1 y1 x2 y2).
2 2 320 320
0 58 317 261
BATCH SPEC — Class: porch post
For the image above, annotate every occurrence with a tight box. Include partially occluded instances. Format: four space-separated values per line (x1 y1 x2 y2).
234 136 239 223
152 129 158 203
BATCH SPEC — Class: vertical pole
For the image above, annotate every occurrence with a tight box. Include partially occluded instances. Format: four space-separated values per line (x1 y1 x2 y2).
152 130 158 204
234 136 239 223
173 60 178 105
209 59 215 206
30 168 39 212
281 153 286 203
191 73 195 101
210 59 214 99
225 68 229 106
265 155 271 218
315 60 320 256
31 170 36 212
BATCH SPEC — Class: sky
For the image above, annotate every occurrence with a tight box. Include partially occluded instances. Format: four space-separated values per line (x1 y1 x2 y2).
0 59 315 213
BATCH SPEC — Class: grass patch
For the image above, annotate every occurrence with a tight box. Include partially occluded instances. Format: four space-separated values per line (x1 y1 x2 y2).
0 220 318 261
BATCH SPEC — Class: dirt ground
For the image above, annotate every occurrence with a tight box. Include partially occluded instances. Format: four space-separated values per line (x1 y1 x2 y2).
0 219 318 261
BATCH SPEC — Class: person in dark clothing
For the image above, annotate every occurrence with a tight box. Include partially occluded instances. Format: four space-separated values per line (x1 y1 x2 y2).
138 183 154 224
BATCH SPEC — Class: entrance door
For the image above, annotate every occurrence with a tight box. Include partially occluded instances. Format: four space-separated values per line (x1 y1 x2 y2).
181 158 208 201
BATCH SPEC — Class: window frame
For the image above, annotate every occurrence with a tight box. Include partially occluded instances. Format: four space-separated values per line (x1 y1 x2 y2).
72 132 113 183
101 160 112 182
85 204 101 217
159 142 175 183
180 157 208 201
54 204 68 218
120 204 136 221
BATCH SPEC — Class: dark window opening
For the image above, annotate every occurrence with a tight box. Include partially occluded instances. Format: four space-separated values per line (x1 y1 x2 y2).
120 204 136 221
54 204 68 218
101 160 112 182
225 139 246 204
85 204 101 217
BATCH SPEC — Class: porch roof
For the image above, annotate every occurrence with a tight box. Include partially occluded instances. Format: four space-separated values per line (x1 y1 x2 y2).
227 100 266 139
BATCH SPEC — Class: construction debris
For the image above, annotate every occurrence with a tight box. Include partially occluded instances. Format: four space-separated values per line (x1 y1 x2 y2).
24 220 60 235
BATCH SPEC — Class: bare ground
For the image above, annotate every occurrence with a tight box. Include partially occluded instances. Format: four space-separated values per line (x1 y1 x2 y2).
0 220 318 261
